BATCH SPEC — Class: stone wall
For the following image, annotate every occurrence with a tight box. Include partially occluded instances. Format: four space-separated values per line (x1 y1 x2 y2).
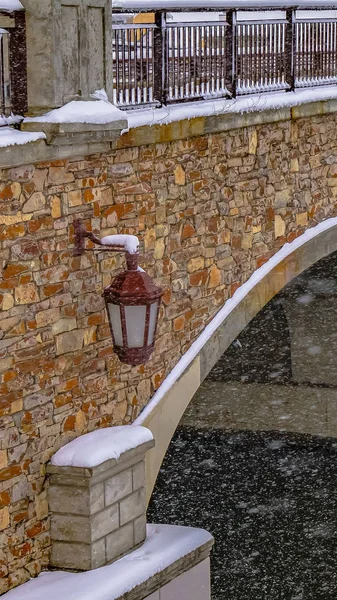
1 109 337 592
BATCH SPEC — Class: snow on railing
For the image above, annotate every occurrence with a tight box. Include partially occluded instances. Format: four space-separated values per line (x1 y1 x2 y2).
111 4 337 109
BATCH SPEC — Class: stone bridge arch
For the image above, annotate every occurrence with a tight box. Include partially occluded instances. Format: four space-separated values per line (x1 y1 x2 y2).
134 220 337 500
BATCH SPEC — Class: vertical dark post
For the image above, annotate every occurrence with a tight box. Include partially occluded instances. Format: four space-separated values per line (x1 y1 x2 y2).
153 11 166 105
9 10 28 115
285 8 295 91
225 9 236 98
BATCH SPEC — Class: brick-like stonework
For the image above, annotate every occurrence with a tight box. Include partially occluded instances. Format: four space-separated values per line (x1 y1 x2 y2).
48 437 154 571
1 111 337 591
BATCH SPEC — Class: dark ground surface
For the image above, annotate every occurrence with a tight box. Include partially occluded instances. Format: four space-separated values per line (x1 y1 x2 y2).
148 427 337 600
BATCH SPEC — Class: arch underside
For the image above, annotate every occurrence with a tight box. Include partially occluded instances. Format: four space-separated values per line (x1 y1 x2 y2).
138 224 337 500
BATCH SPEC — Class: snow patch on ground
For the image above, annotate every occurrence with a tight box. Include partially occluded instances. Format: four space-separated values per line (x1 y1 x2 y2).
135 217 337 425
125 86 337 132
3 524 212 600
24 100 126 125
0 126 45 148
51 425 153 468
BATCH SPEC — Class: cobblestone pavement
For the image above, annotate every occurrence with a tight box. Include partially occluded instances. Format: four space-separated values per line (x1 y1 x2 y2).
148 427 337 600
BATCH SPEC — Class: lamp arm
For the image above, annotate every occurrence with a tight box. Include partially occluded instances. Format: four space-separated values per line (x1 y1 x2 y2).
73 219 139 271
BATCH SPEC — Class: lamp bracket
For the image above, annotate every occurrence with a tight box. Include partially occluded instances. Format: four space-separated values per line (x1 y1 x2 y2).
73 219 139 271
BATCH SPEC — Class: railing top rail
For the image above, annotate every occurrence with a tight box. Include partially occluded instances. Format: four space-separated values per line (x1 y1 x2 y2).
112 22 157 29
112 1 337 11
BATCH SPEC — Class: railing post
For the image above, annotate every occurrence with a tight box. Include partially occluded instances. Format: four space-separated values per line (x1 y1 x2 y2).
285 8 295 91
225 9 236 99
153 11 166 106
9 9 28 115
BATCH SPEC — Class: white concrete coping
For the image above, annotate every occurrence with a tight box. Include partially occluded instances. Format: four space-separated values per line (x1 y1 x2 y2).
2 524 214 600
51 426 154 469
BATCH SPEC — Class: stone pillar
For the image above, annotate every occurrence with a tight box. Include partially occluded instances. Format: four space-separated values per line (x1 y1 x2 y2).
21 0 113 115
47 428 155 571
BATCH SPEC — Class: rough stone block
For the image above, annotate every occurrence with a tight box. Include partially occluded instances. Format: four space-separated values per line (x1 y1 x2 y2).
120 488 146 527
106 522 134 562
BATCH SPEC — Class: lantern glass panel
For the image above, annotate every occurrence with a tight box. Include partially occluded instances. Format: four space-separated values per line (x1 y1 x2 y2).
125 305 146 348
148 301 159 344
108 304 123 346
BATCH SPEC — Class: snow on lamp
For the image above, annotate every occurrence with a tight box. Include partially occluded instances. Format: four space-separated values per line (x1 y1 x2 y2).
74 220 163 366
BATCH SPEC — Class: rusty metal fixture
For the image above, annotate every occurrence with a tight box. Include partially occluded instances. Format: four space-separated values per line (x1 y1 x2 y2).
74 219 164 366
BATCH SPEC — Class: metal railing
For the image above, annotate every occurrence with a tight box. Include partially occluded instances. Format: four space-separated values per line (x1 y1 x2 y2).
112 6 337 109
0 9 27 118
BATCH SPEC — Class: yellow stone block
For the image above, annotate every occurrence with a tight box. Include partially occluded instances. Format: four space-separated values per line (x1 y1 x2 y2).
187 256 205 273
2 293 14 311
51 196 62 219
290 158 299 173
0 508 9 531
275 214 286 238
248 130 258 155
241 232 254 250
174 164 186 186
154 238 165 260
68 190 82 207
11 399 23 414
296 212 308 227
0 212 33 225
144 228 156 251
0 450 7 470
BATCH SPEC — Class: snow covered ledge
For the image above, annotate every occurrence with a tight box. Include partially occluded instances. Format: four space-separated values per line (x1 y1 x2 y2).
47 426 155 571
3 524 213 600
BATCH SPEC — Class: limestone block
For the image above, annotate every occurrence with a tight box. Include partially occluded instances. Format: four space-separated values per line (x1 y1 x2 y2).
120 488 146 526
132 461 145 492
105 470 132 506
91 504 119 542
134 514 147 546
106 522 133 562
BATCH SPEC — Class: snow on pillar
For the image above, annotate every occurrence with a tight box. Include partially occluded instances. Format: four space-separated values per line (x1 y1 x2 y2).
47 426 155 571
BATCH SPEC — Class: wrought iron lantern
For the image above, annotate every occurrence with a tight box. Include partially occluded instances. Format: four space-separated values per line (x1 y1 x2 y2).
74 220 163 366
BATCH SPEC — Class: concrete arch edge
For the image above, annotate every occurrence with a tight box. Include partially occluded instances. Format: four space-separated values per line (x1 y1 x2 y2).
135 221 337 501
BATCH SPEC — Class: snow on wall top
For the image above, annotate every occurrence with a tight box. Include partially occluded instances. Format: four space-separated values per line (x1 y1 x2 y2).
125 86 337 132
112 0 337 10
0 0 23 10
2 524 213 600
24 100 126 126
0 127 45 148
51 426 153 468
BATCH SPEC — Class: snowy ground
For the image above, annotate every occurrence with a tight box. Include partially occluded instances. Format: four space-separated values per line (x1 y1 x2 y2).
148 427 337 600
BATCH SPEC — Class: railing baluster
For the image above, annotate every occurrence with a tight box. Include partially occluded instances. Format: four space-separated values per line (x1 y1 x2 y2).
225 9 235 98
285 8 295 91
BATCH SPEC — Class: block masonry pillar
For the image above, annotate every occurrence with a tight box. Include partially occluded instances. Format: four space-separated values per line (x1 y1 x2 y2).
47 427 155 571
20 0 113 115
